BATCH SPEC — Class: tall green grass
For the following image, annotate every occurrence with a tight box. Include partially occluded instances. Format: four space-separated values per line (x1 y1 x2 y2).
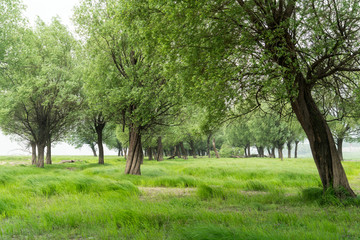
0 156 359 239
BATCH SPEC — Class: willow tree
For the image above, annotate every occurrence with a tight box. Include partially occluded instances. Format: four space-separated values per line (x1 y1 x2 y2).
0 18 81 167
122 0 360 196
74 0 180 175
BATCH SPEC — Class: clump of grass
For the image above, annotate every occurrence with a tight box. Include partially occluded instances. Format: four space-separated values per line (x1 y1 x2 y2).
244 180 269 191
302 187 360 206
0 173 13 185
0 196 19 217
197 185 226 200
152 176 198 188
179 224 242 240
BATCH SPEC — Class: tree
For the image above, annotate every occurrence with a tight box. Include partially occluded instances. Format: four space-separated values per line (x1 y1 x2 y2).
126 0 359 196
0 18 81 167
74 0 181 174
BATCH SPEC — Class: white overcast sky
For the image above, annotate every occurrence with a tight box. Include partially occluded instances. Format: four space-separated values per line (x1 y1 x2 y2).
0 0 117 156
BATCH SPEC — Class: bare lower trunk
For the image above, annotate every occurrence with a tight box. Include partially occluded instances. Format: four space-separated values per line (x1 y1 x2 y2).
247 145 251 157
294 141 299 158
148 147 153 160
156 136 164 161
90 143 97 157
189 139 197 158
207 134 211 158
37 143 45 168
212 138 220 158
118 148 121 157
291 73 355 196
337 138 344 162
125 126 143 175
46 139 52 165
176 144 182 158
287 141 292 158
278 147 283 161
96 127 105 165
31 141 37 165
179 142 188 159
124 148 127 159
271 147 275 158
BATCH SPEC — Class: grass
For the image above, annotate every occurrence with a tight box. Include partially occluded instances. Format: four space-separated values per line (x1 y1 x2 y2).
0 155 359 239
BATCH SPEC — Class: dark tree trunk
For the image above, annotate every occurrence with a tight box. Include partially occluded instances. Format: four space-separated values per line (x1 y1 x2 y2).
156 136 164 161
247 145 251 157
37 143 45 168
256 146 264 157
125 126 143 175
207 134 211 158
148 147 153 160
124 148 127 159
90 143 97 157
46 138 52 165
31 141 37 165
179 141 188 159
212 138 220 158
176 144 182 158
271 147 275 158
337 138 344 162
278 147 283 161
294 141 299 158
287 141 292 158
95 123 105 165
118 148 121 157
291 73 355 196
189 139 197 158
267 148 271 158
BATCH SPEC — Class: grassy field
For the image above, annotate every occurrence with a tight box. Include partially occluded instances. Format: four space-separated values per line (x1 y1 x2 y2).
0 156 360 239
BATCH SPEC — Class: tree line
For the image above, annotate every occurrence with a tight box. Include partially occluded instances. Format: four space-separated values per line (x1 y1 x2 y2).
1 0 360 197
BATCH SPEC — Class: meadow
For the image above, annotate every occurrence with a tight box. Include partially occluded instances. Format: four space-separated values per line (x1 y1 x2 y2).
0 156 360 239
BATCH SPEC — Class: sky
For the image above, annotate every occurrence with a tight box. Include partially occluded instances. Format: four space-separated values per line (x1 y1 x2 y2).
0 0 117 156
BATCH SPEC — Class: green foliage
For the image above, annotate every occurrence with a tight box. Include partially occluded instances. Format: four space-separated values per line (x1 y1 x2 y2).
218 144 243 158
0 17 82 150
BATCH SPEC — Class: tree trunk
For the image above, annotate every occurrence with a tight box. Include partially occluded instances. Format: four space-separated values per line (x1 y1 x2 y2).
90 143 97 157
278 147 283 161
36 143 45 168
212 138 220 158
46 139 52 165
124 148 127 159
291 73 355 196
294 141 299 158
189 139 197 158
287 141 292 158
176 144 182 158
118 148 121 157
31 141 37 165
271 147 275 158
337 138 344 162
156 136 164 161
207 134 211 158
95 124 105 165
247 145 251 157
148 147 153 160
125 126 143 175
179 141 188 159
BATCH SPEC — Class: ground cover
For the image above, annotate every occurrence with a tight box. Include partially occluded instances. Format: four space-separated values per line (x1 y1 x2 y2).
0 156 359 239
